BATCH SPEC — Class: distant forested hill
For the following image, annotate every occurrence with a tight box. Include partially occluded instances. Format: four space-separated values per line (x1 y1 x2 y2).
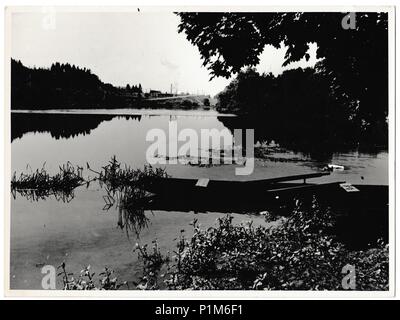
11 59 143 109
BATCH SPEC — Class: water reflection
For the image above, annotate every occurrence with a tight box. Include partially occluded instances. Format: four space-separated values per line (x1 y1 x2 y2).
12 178 151 239
115 198 150 239
11 187 77 203
9 110 389 289
11 113 142 142
218 115 388 161
12 112 388 164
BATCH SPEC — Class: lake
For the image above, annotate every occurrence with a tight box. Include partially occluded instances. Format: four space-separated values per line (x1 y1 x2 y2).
10 109 388 289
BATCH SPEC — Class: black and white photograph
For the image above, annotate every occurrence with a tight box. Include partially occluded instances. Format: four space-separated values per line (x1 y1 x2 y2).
4 6 394 296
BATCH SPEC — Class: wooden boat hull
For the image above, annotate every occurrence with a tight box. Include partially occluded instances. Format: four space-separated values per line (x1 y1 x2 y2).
141 172 331 198
139 175 388 215
136 175 388 249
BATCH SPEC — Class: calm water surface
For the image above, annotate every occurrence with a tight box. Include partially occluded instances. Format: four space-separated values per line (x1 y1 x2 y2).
10 110 388 289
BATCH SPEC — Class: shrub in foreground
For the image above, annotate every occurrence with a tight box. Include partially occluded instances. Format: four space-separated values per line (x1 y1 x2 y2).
58 198 388 290
135 199 388 290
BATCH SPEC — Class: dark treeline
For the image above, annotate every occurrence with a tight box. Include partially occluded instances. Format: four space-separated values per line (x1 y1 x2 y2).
216 67 388 157
177 12 388 154
11 59 143 109
11 59 208 110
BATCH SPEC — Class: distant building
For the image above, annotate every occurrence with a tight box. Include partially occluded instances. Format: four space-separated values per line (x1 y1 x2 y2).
158 92 174 98
149 90 162 98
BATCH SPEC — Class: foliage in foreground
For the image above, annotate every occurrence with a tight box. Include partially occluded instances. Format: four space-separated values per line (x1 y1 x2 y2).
135 199 389 290
57 262 128 290
58 199 388 291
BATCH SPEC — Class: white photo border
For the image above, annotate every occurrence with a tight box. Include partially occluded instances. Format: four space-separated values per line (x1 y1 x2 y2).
2 4 396 299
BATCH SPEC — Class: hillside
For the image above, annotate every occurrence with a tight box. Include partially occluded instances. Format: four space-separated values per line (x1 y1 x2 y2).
10 59 211 110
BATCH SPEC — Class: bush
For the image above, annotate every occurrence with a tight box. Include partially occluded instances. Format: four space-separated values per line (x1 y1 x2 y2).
57 262 128 290
135 198 389 290
203 98 210 106
181 99 194 109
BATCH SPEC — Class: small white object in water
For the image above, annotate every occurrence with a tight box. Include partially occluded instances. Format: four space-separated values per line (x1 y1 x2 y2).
325 164 345 171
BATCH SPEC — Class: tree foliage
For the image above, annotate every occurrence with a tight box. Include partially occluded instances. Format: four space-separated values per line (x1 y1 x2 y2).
215 67 388 156
177 12 388 131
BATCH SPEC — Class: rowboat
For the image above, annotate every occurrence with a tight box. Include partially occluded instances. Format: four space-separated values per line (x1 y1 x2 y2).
142 172 331 196
140 172 388 215
135 172 388 248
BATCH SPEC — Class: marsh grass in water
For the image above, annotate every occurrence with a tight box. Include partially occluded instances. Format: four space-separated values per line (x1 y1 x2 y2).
11 162 84 201
11 157 167 236
91 155 169 193
11 156 168 200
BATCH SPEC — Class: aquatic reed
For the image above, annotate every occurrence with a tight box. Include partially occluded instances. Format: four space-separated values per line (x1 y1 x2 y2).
11 162 84 201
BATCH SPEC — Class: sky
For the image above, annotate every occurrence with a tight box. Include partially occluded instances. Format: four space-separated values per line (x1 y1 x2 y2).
11 10 319 96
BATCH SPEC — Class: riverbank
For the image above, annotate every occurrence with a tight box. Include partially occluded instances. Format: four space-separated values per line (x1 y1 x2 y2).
11 108 234 117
